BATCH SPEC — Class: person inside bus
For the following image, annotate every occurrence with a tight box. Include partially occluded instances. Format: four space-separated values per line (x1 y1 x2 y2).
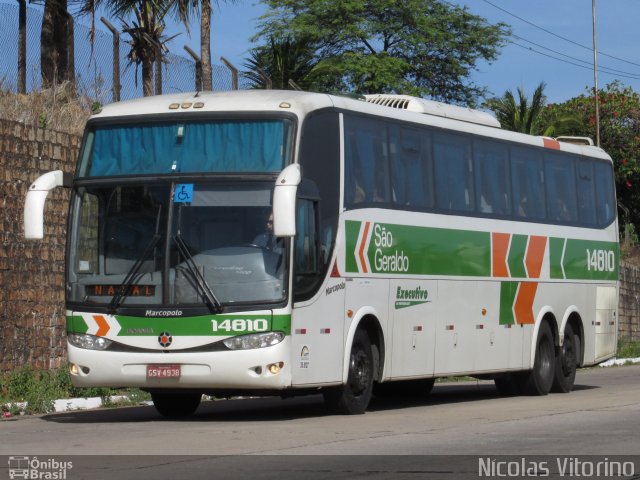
253 211 283 253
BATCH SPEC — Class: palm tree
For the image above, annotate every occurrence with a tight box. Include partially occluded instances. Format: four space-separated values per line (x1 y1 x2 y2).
171 0 237 91
484 82 581 136
243 36 319 90
40 0 71 89
120 1 177 96
18 0 27 93
484 82 548 135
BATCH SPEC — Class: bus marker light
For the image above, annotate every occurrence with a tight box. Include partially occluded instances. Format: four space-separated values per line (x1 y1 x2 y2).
413 326 422 332
268 362 284 374
445 325 455 331
295 329 307 335
181 102 193 109
193 102 204 108
481 308 487 316
476 324 484 330
320 328 331 334
169 103 180 109
347 310 353 318
279 102 291 109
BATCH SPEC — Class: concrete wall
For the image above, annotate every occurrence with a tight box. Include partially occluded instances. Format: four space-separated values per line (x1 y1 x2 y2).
0 118 638 371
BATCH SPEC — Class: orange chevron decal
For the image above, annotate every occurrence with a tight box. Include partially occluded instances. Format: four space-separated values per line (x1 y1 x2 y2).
492 232 511 277
94 315 110 337
359 222 371 273
514 282 538 324
525 236 547 279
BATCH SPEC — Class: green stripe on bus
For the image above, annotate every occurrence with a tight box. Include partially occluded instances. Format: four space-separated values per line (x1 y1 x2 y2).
345 220 361 273
549 237 566 279
346 220 619 281
66 314 291 336
346 221 491 276
499 282 518 325
561 239 619 281
507 234 528 278
66 316 88 334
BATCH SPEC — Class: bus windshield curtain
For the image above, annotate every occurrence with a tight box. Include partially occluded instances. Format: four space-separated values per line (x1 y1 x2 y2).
88 121 286 176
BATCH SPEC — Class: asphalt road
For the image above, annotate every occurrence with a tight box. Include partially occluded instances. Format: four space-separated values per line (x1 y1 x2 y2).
1 365 639 479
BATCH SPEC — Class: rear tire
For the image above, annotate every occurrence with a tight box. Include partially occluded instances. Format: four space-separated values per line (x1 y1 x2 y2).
151 392 202 418
323 329 374 414
519 321 555 396
551 323 578 393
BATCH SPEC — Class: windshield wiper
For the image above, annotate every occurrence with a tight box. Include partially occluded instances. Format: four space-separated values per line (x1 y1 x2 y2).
174 234 223 313
108 234 161 314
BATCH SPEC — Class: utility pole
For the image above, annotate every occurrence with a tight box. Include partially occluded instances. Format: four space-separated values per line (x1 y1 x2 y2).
592 0 601 147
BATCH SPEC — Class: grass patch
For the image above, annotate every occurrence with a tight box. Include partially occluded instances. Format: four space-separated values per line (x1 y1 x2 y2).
0 80 93 135
0 365 149 415
617 338 640 359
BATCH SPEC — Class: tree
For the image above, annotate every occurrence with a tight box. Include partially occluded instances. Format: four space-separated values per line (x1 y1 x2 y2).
40 0 71 88
18 0 27 94
243 36 319 90
255 0 509 105
171 0 237 91
539 82 640 229
484 83 547 134
120 1 177 96
483 82 580 136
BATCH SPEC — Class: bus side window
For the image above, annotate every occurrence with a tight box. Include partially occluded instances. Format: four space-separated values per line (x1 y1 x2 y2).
545 153 578 223
511 147 546 220
594 161 615 225
474 140 511 215
433 132 473 212
294 199 320 299
577 159 597 225
391 126 431 207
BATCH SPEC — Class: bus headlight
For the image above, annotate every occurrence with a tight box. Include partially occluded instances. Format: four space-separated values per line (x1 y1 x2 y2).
68 333 112 351
223 332 284 350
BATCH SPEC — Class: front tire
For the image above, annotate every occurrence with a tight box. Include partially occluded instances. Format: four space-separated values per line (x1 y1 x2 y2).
323 329 374 414
520 321 555 396
551 323 578 393
151 392 202 418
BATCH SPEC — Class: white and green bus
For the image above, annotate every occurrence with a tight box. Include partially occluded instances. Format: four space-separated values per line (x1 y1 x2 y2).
24 90 619 416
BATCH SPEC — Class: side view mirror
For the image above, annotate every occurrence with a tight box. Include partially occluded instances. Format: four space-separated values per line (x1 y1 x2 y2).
24 170 72 239
273 164 301 237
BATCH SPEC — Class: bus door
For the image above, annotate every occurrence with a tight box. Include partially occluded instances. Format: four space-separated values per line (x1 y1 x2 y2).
389 279 437 378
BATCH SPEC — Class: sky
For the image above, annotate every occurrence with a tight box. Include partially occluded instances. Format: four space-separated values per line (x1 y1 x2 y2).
178 0 640 104
4 0 640 104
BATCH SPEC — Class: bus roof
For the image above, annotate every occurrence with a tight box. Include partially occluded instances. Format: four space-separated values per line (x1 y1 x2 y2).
92 90 612 162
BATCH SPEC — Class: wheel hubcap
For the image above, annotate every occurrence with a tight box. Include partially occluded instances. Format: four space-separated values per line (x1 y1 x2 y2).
349 350 370 396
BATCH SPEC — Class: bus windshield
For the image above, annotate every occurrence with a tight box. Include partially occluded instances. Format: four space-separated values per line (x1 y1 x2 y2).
78 119 293 177
67 181 287 309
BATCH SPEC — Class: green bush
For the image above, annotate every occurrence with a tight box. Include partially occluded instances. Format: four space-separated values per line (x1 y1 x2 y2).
617 338 640 359
0 365 117 414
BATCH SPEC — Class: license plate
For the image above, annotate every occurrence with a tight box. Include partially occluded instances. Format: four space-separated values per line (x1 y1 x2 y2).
146 364 181 379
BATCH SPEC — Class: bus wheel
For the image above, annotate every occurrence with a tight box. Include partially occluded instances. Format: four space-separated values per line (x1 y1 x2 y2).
151 392 202 418
323 329 374 414
494 374 521 396
551 323 578 393
520 321 555 395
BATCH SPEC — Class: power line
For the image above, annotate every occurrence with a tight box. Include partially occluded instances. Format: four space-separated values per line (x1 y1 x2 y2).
510 40 640 81
511 34 640 79
480 0 640 69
